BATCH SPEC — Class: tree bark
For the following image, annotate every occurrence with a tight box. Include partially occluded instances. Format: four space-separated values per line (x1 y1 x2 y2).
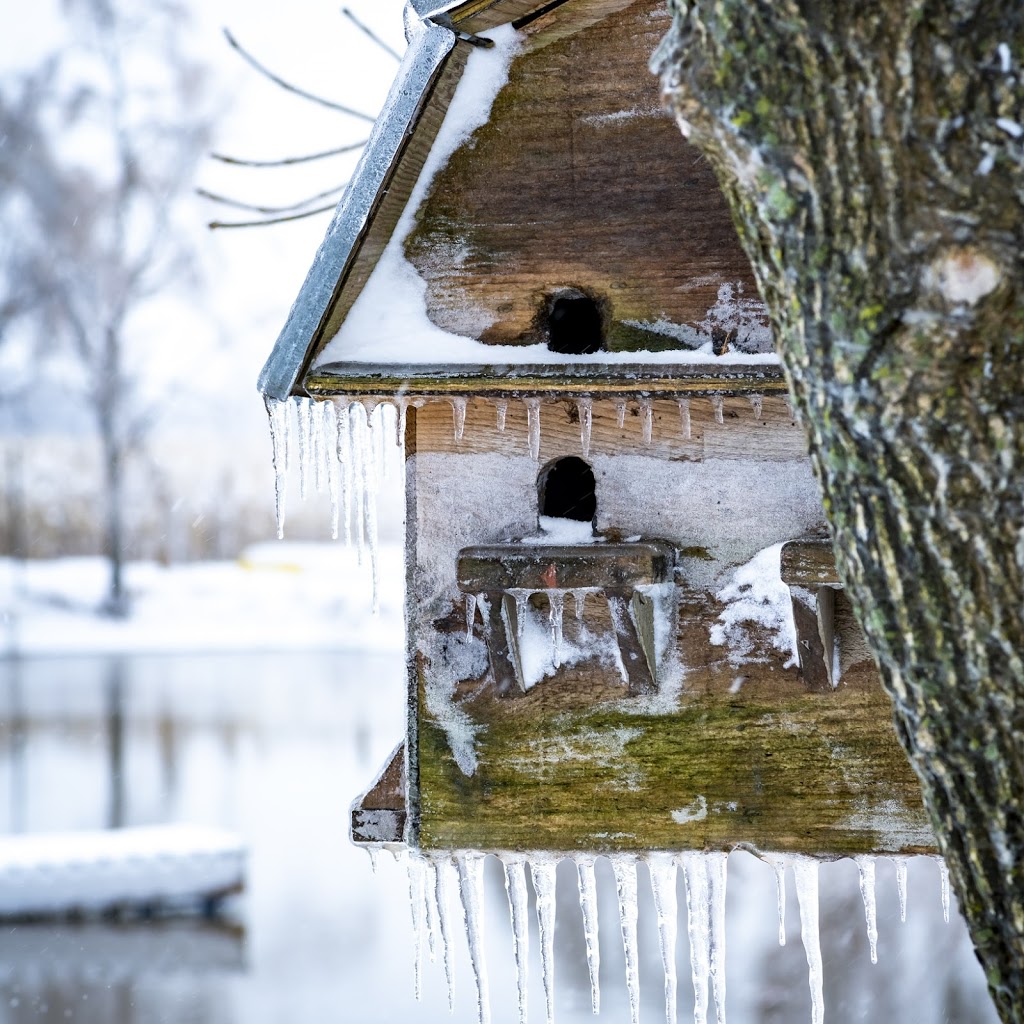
654 2 1023 1018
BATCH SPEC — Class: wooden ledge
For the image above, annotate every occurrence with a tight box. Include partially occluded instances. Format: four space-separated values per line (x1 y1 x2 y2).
350 743 407 845
305 361 786 397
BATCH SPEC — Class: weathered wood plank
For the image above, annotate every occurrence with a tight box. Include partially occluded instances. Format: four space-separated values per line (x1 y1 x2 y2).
781 537 842 587
457 542 674 591
415 667 933 856
305 362 787 396
351 743 407 844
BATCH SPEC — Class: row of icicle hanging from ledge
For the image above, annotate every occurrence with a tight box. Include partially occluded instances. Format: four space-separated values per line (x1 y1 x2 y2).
264 392 785 601
384 847 952 1024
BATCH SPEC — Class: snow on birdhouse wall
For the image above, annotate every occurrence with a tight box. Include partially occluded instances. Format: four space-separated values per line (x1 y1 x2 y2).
409 396 824 773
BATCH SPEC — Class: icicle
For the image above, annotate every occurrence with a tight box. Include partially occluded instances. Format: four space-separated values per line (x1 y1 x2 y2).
649 853 679 1024
435 856 457 1011
466 593 477 640
457 852 491 1024
894 857 908 923
677 397 691 440
615 399 627 429
296 396 312 500
450 397 468 443
375 402 391 482
503 856 530 1024
397 396 409 448
350 403 367 564
577 397 593 458
525 397 542 460
711 395 724 425
764 854 787 946
324 401 340 540
939 858 950 924
265 396 289 540
856 856 878 964
532 859 558 1024
311 399 327 494
572 588 588 622
612 855 641 1024
748 394 764 420
365 846 380 873
548 590 565 662
407 854 427 1000
513 589 530 644
708 852 728 1024
680 852 710 1024
640 397 653 444
495 398 508 432
575 855 601 1015
793 859 824 1024
423 858 440 963
335 400 353 548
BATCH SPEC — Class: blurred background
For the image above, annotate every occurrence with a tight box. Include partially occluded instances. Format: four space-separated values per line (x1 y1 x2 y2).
0 2 1000 1022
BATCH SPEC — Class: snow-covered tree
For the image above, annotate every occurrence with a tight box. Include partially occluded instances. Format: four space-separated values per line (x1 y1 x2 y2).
0 0 210 613
655 2 1022 1018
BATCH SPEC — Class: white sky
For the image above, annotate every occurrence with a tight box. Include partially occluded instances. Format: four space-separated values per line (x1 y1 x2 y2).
0 0 408 433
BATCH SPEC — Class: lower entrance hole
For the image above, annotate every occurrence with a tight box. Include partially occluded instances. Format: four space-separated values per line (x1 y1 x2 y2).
537 456 597 523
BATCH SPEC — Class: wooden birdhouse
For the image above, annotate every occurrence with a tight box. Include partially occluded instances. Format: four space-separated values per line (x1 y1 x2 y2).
258 0 933 862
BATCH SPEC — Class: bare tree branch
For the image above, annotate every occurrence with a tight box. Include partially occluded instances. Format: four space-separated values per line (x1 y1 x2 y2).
340 7 402 62
196 181 348 215
209 140 366 167
222 28 374 122
208 201 338 230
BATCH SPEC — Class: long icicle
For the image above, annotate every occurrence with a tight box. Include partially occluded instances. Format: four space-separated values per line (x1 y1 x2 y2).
296 396 312 500
466 593 477 640
549 590 565 663
708 852 728 1024
435 855 457 1011
938 858 950 924
612 855 641 1024
324 399 340 539
649 853 679 1024
764 854 787 946
856 856 878 964
503 856 530 1024
680 852 710 1024
265 396 289 539
495 398 508 432
894 857 908 923
533 858 559 1024
457 852 491 1024
311 397 326 493
407 853 427 1000
793 859 824 1024
575 855 601 1015
615 399 627 429
335 399 353 547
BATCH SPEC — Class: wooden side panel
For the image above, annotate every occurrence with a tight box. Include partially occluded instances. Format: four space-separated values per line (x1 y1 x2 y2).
406 0 768 352
408 397 927 855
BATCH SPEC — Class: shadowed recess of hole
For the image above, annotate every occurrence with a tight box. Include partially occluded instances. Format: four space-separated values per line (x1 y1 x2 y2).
538 456 597 522
546 291 605 354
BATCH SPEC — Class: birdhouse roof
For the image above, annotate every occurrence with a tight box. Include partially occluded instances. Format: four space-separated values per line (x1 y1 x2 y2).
259 0 781 403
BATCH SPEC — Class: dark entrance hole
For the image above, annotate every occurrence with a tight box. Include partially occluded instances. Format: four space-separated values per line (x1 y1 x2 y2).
546 290 605 354
538 456 597 522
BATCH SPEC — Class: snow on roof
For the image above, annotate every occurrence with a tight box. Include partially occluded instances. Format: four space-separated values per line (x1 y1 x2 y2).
259 0 776 400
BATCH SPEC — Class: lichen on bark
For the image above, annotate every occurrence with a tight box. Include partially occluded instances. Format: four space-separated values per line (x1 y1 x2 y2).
653 1 1024 1018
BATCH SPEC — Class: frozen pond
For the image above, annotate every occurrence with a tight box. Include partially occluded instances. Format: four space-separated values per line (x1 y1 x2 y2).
0 652 997 1024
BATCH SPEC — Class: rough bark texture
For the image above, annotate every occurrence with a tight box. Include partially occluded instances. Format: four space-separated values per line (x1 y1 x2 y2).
655 2 1023 1017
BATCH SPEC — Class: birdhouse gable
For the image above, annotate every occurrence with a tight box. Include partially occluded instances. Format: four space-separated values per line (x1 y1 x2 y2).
260 0 776 402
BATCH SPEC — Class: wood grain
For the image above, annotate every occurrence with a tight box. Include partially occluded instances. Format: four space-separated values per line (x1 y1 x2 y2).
407 0 768 352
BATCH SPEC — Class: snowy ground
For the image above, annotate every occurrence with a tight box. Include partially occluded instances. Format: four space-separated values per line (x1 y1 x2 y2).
0 542 404 657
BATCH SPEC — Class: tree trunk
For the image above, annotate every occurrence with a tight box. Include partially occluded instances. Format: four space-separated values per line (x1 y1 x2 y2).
654 2 1024 1018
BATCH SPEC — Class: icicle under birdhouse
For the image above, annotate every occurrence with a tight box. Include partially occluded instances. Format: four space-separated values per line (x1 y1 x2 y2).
856 855 879 964
575 855 601 1014
503 856 530 1024
793 859 824 1024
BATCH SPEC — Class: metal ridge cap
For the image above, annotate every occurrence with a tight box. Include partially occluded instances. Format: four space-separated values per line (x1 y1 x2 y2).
257 21 457 401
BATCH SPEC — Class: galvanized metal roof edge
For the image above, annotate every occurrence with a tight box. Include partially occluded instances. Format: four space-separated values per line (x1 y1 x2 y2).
257 20 457 400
